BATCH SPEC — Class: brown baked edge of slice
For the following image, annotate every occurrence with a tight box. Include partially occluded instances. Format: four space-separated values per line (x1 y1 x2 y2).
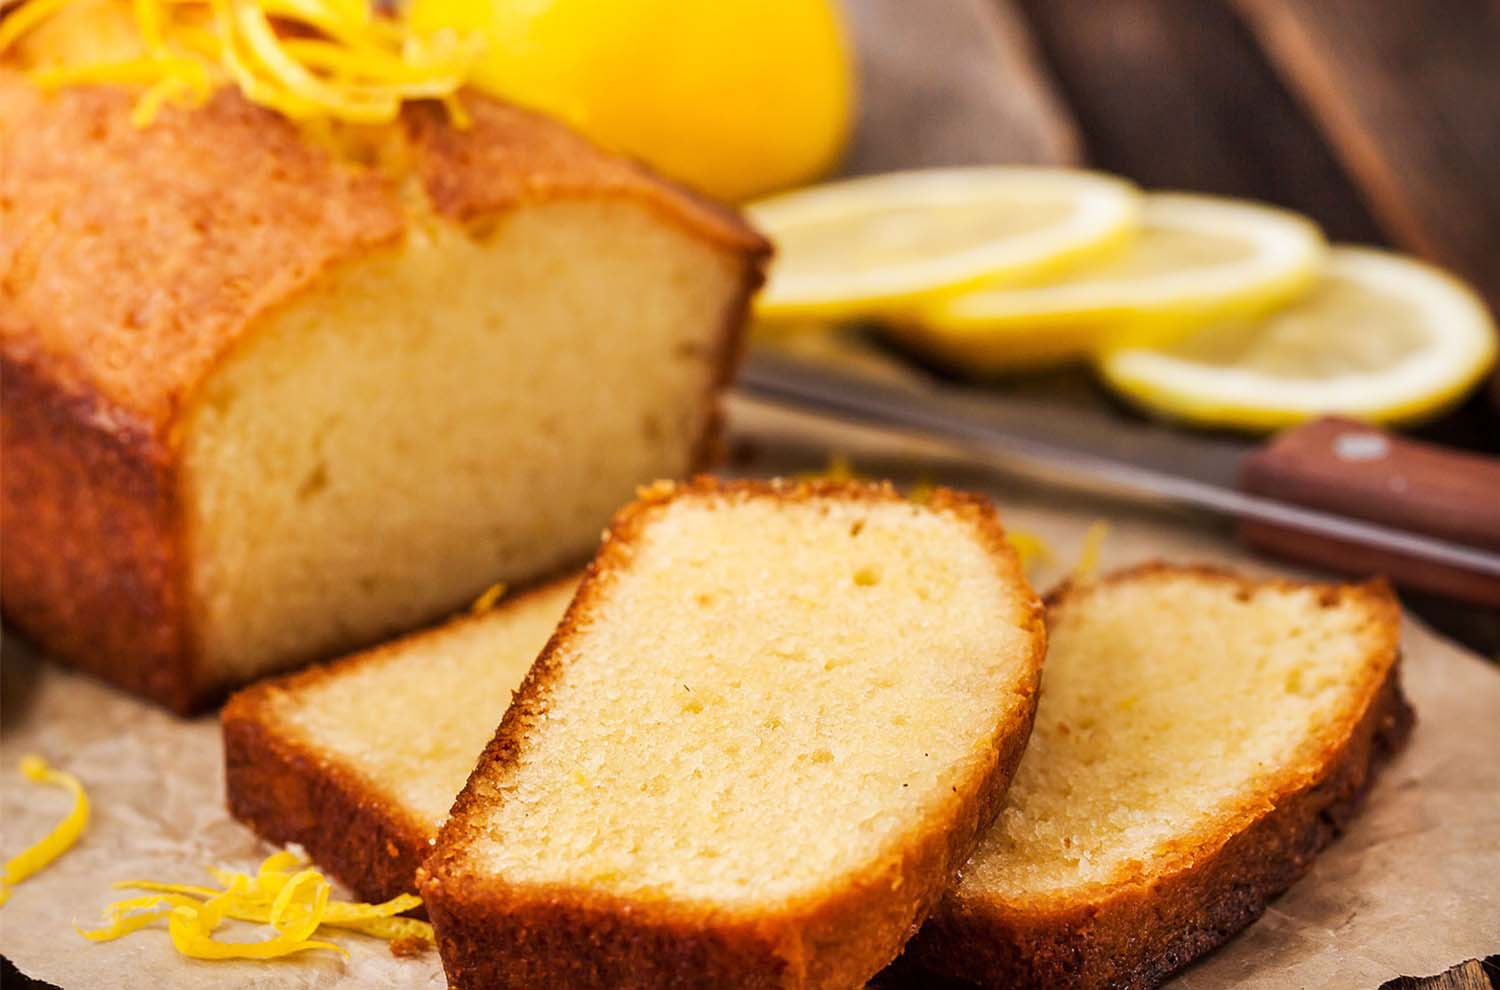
890 562 1415 990
221 575 582 904
418 477 1048 990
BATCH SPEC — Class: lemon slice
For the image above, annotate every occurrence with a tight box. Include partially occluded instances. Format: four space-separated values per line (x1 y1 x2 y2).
749 167 1140 320
1096 247 1498 430
898 193 1326 373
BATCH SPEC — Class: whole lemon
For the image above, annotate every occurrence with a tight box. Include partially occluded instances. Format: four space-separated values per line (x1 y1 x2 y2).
410 0 855 202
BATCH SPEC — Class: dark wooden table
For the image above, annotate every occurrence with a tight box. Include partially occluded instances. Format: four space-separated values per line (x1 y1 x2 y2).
843 0 1500 655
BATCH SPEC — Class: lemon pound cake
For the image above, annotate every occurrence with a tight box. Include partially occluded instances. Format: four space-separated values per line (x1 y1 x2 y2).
419 478 1047 990
223 577 578 903
902 563 1413 990
0 22 769 712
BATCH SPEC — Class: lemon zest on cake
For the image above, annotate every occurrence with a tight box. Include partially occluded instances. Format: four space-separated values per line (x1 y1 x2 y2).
0 0 481 128
131 73 200 125
439 90 470 128
0 0 70 51
79 850 434 959
132 0 165 50
1 756 90 907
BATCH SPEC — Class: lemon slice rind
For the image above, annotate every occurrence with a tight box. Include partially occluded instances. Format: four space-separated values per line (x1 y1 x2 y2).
898 193 1326 373
925 193 1325 327
750 167 1141 320
1096 247 1499 430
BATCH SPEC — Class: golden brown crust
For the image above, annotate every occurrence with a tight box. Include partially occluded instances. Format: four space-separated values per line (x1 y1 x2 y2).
0 68 766 712
0 72 408 430
892 563 1414 990
222 699 435 906
222 576 583 903
404 93 769 257
0 71 406 711
419 478 1047 990
0 78 766 430
0 355 199 711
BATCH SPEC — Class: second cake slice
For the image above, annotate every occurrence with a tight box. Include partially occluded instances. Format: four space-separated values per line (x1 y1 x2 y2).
419 478 1046 990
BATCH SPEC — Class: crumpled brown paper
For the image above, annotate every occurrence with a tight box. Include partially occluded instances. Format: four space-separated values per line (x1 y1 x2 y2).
3 406 1497 989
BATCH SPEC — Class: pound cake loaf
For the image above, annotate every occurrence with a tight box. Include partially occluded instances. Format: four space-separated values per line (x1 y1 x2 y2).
0 16 769 712
419 478 1046 990
223 577 579 904
900 563 1413 990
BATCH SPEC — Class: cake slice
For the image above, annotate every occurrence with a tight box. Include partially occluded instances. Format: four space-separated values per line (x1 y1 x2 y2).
222 577 580 903
0 8 769 712
899 563 1413 990
419 478 1047 990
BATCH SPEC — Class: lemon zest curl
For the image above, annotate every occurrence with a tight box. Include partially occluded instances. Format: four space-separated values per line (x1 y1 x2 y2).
78 849 433 959
470 581 509 615
1 756 90 907
0 0 481 127
1071 520 1110 583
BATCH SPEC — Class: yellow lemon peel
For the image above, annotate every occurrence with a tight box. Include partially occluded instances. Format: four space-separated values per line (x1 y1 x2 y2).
0 0 480 128
908 478 1055 572
1071 520 1110 583
470 581 509 615
79 850 433 959
1006 530 1053 572
407 0 853 201
0 0 71 51
2 756 89 907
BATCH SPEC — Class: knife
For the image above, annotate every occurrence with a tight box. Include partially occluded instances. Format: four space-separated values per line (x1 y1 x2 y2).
737 346 1500 608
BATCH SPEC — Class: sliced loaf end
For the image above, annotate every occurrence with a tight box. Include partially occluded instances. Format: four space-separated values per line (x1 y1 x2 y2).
903 562 1413 990
223 577 578 902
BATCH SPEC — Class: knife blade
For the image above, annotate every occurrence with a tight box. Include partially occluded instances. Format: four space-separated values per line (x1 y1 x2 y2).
736 345 1500 606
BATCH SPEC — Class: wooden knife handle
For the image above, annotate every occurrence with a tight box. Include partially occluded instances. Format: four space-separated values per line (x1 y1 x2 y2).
1237 416 1500 607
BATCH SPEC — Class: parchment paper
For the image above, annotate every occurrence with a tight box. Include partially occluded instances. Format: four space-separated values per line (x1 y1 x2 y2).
2 406 1498 989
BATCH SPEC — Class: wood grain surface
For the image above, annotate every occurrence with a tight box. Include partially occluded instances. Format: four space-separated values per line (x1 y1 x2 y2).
1233 0 1500 311
1013 0 1387 243
1379 956 1500 990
